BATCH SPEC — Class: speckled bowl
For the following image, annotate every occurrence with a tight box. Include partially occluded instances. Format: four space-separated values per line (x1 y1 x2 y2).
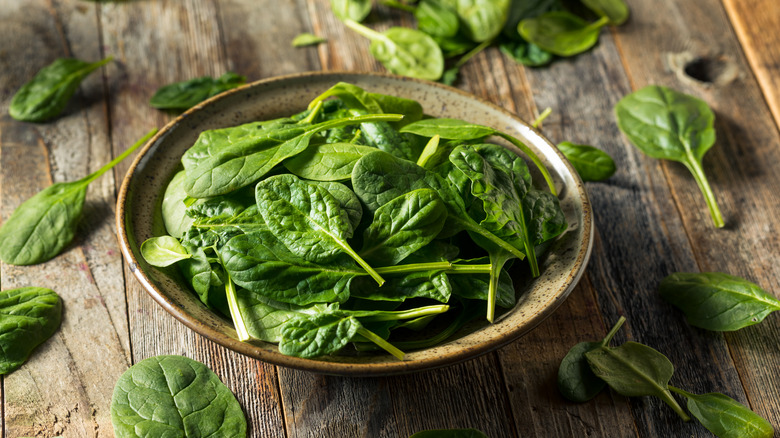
116 72 593 376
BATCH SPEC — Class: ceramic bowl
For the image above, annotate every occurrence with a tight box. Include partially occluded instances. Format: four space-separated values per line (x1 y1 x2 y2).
116 72 593 376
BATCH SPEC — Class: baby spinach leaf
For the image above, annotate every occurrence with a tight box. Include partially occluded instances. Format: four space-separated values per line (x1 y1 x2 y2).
110 355 246 437
284 142 378 181
9 56 112 122
410 428 489 438
449 263 515 309
161 170 198 238
669 388 775 438
519 12 608 57
279 312 362 358
499 40 554 67
615 85 724 227
256 174 385 285
343 20 444 81
140 236 192 267
439 0 511 42
0 287 62 375
331 0 372 22
557 316 625 402
581 0 629 25
659 272 780 331
416 0 460 38
585 341 690 421
360 189 447 265
149 72 246 111
557 141 616 182
351 270 453 303
236 291 336 342
308 181 364 232
292 32 327 47
183 113 402 198
0 129 156 265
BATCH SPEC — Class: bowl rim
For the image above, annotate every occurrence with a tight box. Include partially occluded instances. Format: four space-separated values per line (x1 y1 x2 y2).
115 70 594 376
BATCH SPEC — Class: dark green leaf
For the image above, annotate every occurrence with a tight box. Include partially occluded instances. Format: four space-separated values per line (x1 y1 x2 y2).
140 236 192 267
439 0 511 42
279 312 361 358
9 57 112 122
581 0 629 25
416 0 460 38
499 40 554 67
675 390 775 438
284 142 378 181
292 33 327 47
660 272 780 331
307 181 364 232
615 85 724 227
557 141 616 181
519 11 608 57
150 72 246 110
351 270 453 303
110 355 246 437
558 342 606 402
0 287 62 375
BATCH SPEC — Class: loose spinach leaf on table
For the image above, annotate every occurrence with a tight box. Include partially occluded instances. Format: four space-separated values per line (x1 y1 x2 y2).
416 0 460 38
660 272 780 331
499 40 554 67
0 129 156 266
9 56 112 122
439 0 511 43
330 0 372 22
343 19 445 81
519 12 609 57
140 236 192 267
615 85 724 227
557 141 616 182
581 0 629 25
149 72 246 111
0 287 62 375
669 387 775 438
292 32 327 47
110 355 246 438
557 316 625 402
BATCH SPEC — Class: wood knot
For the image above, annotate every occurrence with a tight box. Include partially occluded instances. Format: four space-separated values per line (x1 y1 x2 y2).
666 51 740 87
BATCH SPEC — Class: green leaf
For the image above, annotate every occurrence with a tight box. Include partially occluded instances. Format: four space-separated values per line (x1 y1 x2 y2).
351 270 453 303
581 0 629 25
585 341 690 421
110 355 246 437
557 141 616 182
279 312 362 358
149 72 246 110
284 142 378 181
360 189 447 265
0 129 156 265
330 0 372 22
308 181 364 232
410 429 489 438
615 85 724 227
416 0 460 38
519 11 608 57
161 170 198 238
0 287 62 375
292 32 327 47
9 56 112 122
140 236 192 267
499 40 554 67
659 272 780 331
439 0 511 42
671 389 775 438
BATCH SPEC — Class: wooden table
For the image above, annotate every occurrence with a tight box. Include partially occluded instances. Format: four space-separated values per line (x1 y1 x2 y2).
2 1 779 437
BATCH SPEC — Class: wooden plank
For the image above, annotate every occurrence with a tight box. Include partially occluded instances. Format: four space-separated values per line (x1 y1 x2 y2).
722 0 780 129
614 0 780 432
0 0 131 436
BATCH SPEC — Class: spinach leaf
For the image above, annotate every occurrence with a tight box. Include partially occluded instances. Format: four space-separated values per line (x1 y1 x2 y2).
669 388 775 438
284 142 377 181
416 0 460 38
308 181 364 231
615 85 724 227
449 262 515 309
400 117 557 195
519 12 609 57
360 188 447 265
585 341 690 421
439 0 511 42
0 129 156 265
557 316 625 402
236 292 336 342
149 72 246 111
161 170 198 238
183 113 402 198
659 272 780 331
279 312 361 358
292 33 327 47
581 0 629 25
9 56 112 122
557 141 616 182
410 429 489 438
256 174 385 285
110 355 246 437
499 40 554 67
351 270 453 303
502 0 562 38
0 287 62 375
330 0 372 22
140 236 192 267
343 20 444 81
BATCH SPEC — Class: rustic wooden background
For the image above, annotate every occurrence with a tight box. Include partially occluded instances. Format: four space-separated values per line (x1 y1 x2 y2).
1 0 779 437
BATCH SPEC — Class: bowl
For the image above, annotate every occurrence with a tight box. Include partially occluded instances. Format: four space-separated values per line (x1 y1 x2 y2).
116 72 593 376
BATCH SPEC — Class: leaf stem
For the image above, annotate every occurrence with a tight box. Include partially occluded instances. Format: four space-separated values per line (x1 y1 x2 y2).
83 129 158 185
495 132 557 196
600 316 626 346
453 217 527 261
224 277 251 341
301 100 323 124
683 157 724 228
445 263 492 274
357 327 406 360
416 135 441 168
376 261 452 274
343 19 390 45
531 107 552 129
486 253 511 323
344 244 386 286
356 304 449 322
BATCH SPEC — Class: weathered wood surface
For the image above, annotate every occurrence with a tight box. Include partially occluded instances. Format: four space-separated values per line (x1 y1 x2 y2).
1 0 779 437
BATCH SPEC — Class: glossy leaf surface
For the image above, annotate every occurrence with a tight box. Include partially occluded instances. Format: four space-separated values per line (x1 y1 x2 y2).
150 72 246 110
519 12 607 57
0 287 62 375
557 141 616 182
140 236 192 267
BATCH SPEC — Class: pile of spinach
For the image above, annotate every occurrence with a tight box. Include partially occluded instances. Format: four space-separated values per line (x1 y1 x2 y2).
141 81 567 359
322 0 629 83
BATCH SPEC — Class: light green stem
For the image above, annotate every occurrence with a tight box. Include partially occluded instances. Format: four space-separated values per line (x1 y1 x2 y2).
445 263 492 274
342 244 385 286
82 129 157 185
416 135 441 168
683 156 724 228
487 252 512 323
600 316 626 346
588 15 611 30
357 327 405 360
343 19 390 45
454 39 493 68
496 132 557 196
376 261 452 274
357 304 449 322
225 277 250 341
301 100 323 124
453 217 526 261
532 107 552 129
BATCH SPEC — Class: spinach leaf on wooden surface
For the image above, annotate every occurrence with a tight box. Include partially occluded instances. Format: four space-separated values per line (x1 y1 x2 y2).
499 40 554 67
330 0 372 22
439 0 511 42
416 0 460 38
292 33 327 47
0 287 62 375
669 387 775 438
660 272 780 331
519 12 608 57
557 141 616 182
0 129 156 266
110 355 246 438
149 72 246 111
9 56 112 122
581 0 629 25
615 85 724 227
140 236 192 267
